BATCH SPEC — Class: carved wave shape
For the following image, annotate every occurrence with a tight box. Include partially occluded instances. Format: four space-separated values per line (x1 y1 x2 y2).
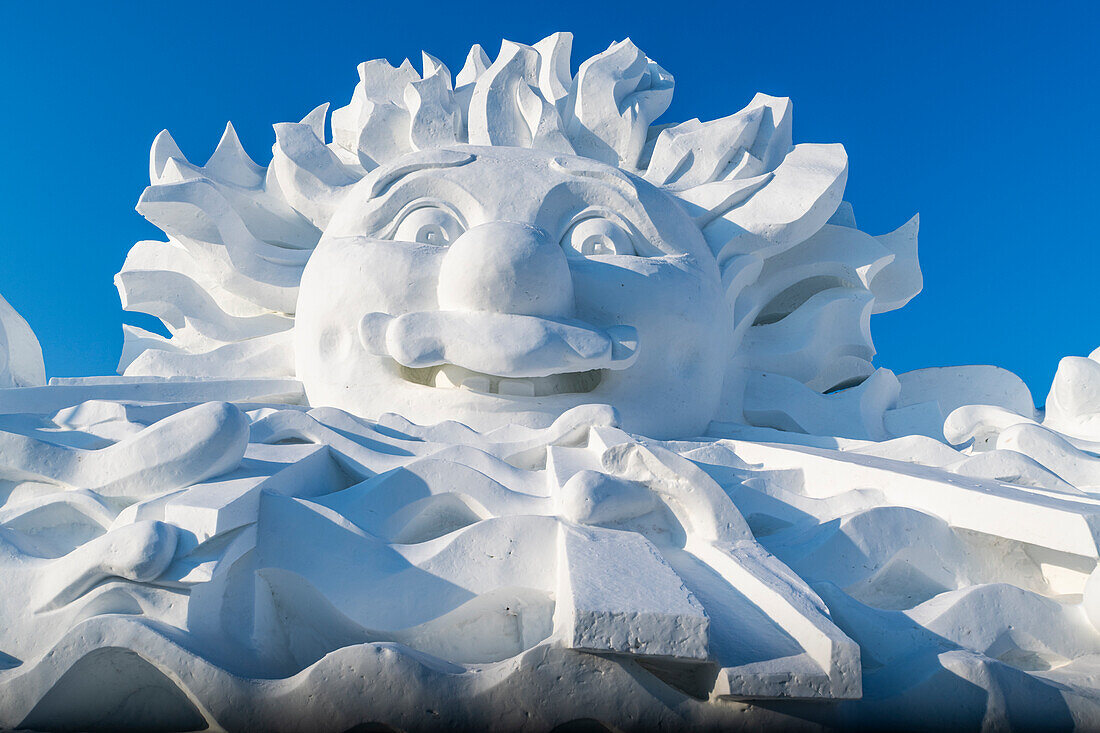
0 386 1097 729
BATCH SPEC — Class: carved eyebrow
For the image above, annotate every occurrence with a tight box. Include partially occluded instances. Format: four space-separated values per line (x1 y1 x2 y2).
368 150 477 198
549 155 634 191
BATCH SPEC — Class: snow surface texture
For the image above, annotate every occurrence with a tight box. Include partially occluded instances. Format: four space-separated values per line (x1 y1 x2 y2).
1 32 1099 731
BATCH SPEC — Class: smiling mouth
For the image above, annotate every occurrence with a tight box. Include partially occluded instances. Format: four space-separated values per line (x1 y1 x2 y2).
398 363 603 397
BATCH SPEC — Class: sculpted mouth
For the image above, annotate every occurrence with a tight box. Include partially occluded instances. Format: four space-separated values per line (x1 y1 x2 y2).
399 364 603 396
360 310 637 399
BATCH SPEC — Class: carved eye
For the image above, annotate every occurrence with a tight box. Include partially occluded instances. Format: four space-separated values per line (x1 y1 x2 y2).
393 206 464 246
561 216 636 257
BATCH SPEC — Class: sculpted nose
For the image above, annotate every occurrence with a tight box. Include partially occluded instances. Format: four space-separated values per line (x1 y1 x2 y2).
437 221 574 318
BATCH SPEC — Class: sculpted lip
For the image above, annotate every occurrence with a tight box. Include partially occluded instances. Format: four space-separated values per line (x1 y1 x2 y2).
360 310 636 397
360 310 639 377
398 363 604 397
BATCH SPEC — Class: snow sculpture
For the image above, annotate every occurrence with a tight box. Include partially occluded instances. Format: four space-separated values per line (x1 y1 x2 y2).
1 32 1099 732
116 33 920 439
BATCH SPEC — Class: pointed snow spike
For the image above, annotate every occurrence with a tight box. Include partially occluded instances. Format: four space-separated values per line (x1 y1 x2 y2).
205 122 265 188
746 94 794 172
355 58 420 106
210 121 242 163
456 43 491 87
157 156 199 185
299 102 330 143
466 39 574 153
421 51 452 88
565 38 673 168
869 213 922 314
397 58 421 82
150 129 186 184
405 72 460 151
533 31 573 107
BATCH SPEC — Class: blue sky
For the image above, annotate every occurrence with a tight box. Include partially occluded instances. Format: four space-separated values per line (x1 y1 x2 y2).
1 1 1096 403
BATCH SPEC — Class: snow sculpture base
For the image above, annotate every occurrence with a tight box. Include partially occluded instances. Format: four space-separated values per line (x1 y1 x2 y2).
2 376 1100 731
0 381 858 731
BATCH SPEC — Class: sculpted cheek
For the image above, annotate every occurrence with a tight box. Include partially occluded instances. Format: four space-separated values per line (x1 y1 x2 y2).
569 255 731 409
568 258 662 322
353 240 446 315
570 257 727 334
316 325 348 361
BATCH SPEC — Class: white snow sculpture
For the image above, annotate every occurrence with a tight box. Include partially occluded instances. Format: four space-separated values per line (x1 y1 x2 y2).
1 32 1099 733
116 33 921 439
0 294 44 388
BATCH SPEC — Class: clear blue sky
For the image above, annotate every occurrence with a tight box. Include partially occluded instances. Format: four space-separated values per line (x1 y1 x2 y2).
1 1 1097 403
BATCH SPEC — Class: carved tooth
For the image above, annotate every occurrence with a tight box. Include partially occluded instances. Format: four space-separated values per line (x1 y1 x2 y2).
532 374 562 396
434 369 459 389
498 379 535 397
461 376 492 394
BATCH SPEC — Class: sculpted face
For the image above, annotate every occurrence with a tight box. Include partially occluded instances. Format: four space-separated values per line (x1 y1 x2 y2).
121 37 917 444
295 146 732 437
